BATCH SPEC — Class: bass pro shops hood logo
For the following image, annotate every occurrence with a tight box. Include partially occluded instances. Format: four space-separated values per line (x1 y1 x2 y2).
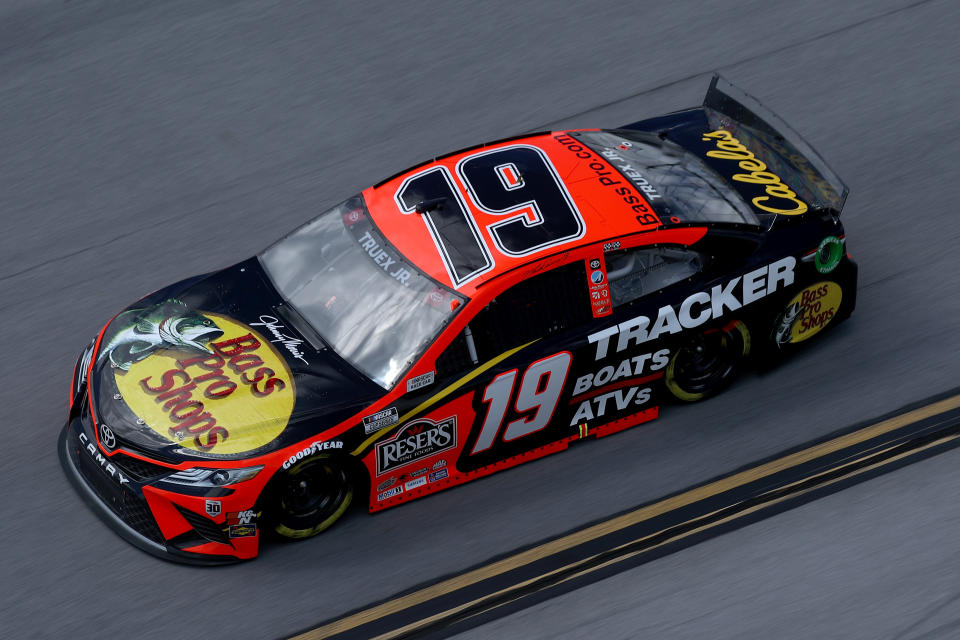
99 300 224 371
375 417 456 475
107 301 295 455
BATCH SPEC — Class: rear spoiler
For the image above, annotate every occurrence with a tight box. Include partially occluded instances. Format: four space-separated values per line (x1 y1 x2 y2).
702 75 849 214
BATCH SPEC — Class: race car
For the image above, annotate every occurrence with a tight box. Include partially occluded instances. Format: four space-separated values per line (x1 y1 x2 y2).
59 76 856 564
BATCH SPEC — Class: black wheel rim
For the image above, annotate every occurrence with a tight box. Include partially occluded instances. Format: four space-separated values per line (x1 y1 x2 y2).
280 461 349 521
671 331 737 396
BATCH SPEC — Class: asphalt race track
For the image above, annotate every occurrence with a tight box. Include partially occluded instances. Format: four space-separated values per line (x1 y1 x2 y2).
1 1 959 638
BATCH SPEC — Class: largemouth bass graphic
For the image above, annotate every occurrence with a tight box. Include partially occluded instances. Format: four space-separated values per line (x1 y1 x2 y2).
98 300 224 371
774 302 801 346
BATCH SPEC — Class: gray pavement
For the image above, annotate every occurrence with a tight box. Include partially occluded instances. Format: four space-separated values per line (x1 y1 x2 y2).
455 445 960 640
1 0 958 638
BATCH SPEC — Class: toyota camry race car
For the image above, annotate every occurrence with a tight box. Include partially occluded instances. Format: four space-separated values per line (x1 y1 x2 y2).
60 77 857 563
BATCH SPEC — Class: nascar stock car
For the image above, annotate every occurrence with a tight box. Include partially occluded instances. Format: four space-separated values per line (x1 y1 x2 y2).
59 77 856 563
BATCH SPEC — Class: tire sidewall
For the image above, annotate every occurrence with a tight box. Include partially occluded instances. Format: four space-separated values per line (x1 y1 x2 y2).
269 455 355 540
664 320 751 402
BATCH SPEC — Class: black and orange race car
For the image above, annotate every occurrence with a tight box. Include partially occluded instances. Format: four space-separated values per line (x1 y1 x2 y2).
59 77 856 564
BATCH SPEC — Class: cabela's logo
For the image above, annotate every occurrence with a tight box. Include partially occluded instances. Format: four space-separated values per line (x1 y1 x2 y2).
111 305 295 455
375 417 456 475
701 130 808 216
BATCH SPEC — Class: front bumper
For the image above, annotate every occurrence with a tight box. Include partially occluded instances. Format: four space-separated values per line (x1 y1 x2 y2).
59 410 260 565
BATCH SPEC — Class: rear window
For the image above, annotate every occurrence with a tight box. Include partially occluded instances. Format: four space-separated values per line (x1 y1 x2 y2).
577 131 761 227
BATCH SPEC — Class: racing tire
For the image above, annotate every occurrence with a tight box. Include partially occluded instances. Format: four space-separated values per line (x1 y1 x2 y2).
664 320 751 402
271 456 354 540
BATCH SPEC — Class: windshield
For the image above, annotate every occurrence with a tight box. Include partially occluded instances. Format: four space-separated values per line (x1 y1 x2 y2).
577 130 762 227
259 196 465 388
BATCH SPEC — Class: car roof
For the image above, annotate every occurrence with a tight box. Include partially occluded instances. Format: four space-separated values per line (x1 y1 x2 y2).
363 130 704 297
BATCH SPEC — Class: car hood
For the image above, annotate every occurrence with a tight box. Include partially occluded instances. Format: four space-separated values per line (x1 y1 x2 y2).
89 258 385 462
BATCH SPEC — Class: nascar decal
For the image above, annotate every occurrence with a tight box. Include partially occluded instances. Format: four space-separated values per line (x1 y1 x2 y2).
588 257 796 359
110 302 295 454
701 130 808 215
407 371 435 393
363 406 399 435
774 282 842 345
375 417 457 475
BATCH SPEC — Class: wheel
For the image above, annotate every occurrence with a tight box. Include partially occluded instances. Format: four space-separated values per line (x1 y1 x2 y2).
271 456 354 540
664 320 751 402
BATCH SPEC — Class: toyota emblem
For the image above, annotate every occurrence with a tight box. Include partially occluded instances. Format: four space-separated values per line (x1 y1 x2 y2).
100 424 116 450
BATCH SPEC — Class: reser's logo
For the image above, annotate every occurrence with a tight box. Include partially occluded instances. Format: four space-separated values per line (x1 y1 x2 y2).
375 417 456 475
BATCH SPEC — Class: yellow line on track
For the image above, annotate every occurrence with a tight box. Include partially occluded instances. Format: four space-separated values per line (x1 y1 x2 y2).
369 430 960 640
295 393 960 639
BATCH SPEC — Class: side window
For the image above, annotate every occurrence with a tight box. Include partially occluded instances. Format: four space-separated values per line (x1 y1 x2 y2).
606 246 704 308
435 261 591 375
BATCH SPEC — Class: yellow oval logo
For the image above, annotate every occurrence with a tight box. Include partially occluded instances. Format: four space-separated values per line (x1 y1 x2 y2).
114 313 295 455
775 281 842 345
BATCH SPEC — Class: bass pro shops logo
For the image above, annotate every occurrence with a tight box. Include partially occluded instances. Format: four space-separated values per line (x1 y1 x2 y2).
108 301 295 455
774 281 843 345
375 417 456 475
